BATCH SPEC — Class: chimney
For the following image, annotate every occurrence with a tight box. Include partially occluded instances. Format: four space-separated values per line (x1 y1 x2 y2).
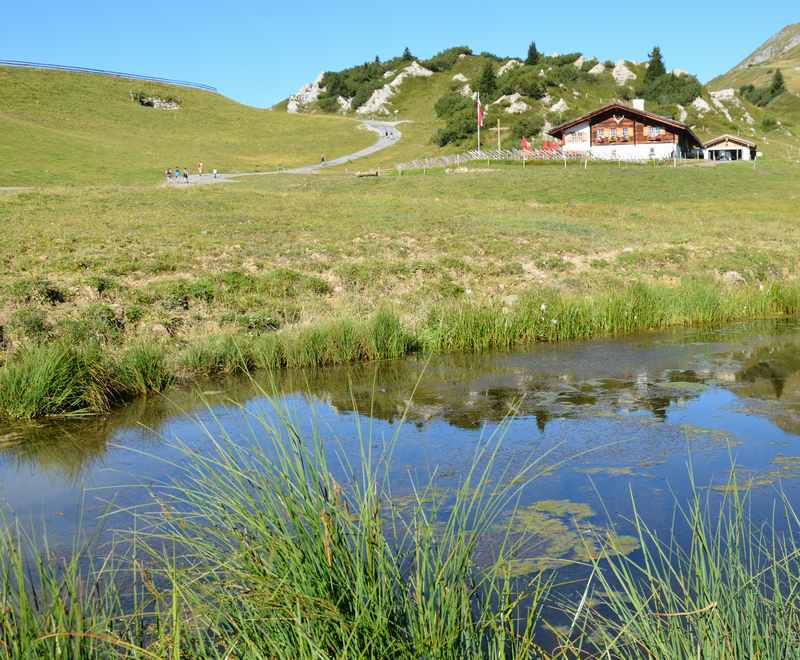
632 98 645 111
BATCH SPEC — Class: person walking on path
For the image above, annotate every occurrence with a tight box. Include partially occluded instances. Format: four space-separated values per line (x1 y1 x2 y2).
320 154 326 164
183 167 190 184
197 160 204 176
164 168 171 184
175 166 181 181
213 168 218 179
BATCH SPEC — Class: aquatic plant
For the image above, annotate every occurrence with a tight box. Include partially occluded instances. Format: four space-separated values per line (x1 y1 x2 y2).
559 484 800 658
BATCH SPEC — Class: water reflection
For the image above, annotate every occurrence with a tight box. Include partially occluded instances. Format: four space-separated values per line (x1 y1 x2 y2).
2 321 800 479
1 320 800 552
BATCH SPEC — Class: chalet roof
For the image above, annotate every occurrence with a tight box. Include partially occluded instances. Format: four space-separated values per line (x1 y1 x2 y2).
548 103 703 147
704 134 757 149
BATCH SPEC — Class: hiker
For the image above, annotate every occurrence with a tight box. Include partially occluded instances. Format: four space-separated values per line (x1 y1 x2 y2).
197 160 204 176
320 154 326 164
213 168 218 179
183 167 189 184
164 168 171 183
175 166 181 180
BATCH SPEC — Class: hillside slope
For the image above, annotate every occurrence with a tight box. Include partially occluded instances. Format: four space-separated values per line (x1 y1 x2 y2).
0 66 375 185
286 46 795 165
711 23 800 93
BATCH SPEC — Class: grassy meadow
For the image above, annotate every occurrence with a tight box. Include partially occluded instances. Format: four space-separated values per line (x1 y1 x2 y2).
0 66 375 186
1 158 800 417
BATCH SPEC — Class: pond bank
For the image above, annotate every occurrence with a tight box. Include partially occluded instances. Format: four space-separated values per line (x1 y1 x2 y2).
2 278 800 419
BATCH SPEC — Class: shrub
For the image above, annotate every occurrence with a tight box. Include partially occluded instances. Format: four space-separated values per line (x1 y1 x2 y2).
512 112 545 139
434 91 472 119
761 115 778 131
637 72 703 106
434 110 477 146
545 52 582 66
59 304 123 344
498 66 545 98
7 277 66 305
10 307 50 340
422 46 472 72
87 274 119 296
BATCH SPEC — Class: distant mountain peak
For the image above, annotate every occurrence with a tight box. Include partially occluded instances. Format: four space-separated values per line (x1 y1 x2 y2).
735 23 800 69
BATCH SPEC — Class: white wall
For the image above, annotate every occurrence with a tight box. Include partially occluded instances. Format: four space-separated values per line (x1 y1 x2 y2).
562 122 591 152
704 146 751 161
589 143 677 160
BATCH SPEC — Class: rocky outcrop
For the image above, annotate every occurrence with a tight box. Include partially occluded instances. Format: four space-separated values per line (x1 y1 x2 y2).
612 60 637 85
493 93 529 114
588 62 605 75
498 59 523 76
356 61 434 115
549 98 568 113
337 96 352 113
691 97 712 116
287 73 325 113
452 73 468 82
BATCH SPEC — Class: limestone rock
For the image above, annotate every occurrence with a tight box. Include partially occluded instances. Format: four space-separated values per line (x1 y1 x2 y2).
549 98 568 113
356 61 433 115
588 62 605 75
691 97 712 115
287 73 325 113
498 59 523 76
452 73 468 82
612 60 637 85
722 271 746 285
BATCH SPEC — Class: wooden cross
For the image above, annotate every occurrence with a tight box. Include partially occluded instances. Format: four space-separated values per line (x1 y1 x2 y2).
488 118 511 151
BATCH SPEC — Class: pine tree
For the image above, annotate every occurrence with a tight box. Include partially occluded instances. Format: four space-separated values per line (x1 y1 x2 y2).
402 47 413 62
525 41 540 66
770 69 786 98
478 63 497 99
644 46 666 83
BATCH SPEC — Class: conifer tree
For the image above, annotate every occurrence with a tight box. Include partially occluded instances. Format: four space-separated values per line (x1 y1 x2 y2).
402 47 413 62
478 62 497 99
644 46 666 83
525 41 540 66
770 69 785 98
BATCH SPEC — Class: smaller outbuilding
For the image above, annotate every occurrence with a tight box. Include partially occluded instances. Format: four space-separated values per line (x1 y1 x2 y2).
703 135 758 161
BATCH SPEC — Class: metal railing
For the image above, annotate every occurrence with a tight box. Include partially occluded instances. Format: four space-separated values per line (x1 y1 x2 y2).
0 59 217 92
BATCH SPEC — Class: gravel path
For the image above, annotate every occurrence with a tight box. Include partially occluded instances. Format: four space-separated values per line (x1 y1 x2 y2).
169 120 402 187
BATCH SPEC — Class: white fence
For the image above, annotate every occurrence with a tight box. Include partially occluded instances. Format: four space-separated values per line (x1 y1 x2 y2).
395 148 590 172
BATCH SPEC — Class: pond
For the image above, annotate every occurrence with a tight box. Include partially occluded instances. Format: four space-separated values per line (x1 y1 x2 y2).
2 319 800 575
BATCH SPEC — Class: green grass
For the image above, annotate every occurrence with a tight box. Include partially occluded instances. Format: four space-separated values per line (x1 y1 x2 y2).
0 66 375 185
2 160 800 418
3 280 800 419
561 484 800 658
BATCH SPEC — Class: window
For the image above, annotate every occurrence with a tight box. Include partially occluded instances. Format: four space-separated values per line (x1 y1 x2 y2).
648 126 661 139
622 127 629 139
610 127 617 139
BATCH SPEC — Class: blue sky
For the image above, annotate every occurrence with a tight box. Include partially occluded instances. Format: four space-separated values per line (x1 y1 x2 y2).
2 1 796 107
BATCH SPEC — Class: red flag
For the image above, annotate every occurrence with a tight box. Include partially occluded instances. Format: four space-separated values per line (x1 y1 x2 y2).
476 95 485 128
520 136 532 151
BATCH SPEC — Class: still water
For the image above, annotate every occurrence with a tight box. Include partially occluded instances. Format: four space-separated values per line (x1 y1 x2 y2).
2 320 800 568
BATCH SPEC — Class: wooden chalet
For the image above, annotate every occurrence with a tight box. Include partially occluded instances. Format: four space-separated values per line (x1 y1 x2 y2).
547 100 703 160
